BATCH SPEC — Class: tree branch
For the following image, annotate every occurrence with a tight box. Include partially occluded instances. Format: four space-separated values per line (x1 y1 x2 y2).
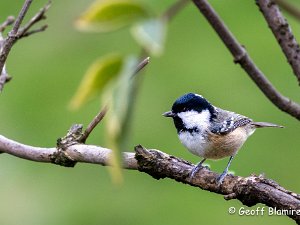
0 0 33 74
191 0 300 120
0 134 137 169
0 134 299 223
256 0 300 85
0 36 12 88
0 0 50 91
135 145 300 223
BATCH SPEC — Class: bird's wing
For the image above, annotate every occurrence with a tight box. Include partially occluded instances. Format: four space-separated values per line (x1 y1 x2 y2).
210 109 252 135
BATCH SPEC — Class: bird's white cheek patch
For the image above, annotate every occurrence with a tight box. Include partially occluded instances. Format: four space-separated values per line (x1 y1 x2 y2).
177 109 210 130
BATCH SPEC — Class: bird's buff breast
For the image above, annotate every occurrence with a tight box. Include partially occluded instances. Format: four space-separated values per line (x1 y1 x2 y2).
178 127 250 159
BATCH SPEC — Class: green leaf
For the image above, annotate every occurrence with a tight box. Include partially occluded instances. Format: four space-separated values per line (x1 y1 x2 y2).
103 56 140 185
131 18 167 56
75 0 150 33
105 56 138 143
69 54 123 110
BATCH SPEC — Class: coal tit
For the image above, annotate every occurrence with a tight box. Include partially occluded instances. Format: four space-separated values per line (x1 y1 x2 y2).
163 93 283 184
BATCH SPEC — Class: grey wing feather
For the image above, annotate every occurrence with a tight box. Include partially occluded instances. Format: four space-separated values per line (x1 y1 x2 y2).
210 108 252 134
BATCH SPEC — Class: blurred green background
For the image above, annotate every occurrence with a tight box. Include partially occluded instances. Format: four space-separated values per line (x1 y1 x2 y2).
0 0 299 224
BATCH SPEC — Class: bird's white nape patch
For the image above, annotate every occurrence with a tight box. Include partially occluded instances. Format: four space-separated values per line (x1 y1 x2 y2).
177 109 211 130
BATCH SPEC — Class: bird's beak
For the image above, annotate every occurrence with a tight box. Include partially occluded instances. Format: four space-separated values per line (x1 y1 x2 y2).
163 111 175 117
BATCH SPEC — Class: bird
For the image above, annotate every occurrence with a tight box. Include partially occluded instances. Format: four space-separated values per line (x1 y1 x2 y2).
163 93 283 184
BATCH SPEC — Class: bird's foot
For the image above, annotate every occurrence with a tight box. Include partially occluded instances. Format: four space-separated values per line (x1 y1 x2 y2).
190 166 201 180
188 159 206 182
216 171 228 184
216 156 234 185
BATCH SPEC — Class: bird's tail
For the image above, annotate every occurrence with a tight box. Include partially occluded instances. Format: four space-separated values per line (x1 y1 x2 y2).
251 122 284 128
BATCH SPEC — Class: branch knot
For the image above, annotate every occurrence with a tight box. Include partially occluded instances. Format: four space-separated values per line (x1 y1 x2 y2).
233 48 247 64
51 124 84 167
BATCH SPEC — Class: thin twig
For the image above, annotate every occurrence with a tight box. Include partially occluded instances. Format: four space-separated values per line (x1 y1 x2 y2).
20 24 48 38
132 56 150 77
192 0 300 120
79 105 109 143
11 0 33 35
18 1 51 38
0 16 15 32
162 0 190 21
275 0 300 21
256 0 300 85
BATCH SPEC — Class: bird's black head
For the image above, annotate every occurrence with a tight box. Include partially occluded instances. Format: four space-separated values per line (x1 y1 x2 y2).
172 93 215 115
163 93 216 132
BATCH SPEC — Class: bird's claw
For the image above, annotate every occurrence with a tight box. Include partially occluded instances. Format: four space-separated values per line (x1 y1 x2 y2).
216 172 227 184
